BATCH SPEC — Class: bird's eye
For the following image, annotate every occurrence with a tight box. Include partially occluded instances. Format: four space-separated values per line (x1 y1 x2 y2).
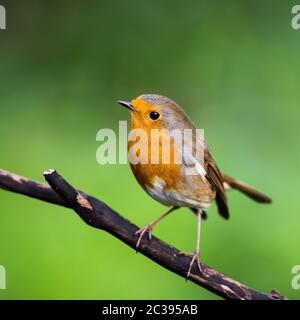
150 111 160 120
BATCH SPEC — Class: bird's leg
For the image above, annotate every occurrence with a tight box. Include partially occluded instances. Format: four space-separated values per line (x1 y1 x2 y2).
135 206 179 249
184 209 203 278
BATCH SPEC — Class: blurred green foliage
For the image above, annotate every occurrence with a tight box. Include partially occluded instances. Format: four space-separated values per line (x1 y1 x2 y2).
0 0 299 299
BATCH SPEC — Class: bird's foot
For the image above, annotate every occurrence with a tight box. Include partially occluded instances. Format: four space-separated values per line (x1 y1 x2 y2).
179 250 202 279
135 223 154 249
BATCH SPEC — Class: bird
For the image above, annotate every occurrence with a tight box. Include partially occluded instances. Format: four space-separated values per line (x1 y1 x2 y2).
118 94 272 278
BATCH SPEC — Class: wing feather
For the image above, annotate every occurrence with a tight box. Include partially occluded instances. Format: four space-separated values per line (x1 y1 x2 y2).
205 148 230 219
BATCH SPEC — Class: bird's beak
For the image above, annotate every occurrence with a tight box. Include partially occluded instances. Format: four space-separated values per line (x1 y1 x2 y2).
118 100 135 111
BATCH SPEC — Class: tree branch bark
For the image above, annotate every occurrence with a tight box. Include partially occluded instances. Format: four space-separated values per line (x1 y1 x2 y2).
0 168 287 300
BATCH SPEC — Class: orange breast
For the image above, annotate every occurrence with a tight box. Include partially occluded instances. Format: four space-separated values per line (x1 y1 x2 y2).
128 127 182 191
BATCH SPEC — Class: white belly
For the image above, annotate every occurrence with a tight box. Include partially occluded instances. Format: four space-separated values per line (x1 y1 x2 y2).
145 177 212 209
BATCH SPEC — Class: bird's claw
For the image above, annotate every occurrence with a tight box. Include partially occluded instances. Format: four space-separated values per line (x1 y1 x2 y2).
179 251 202 279
135 224 154 249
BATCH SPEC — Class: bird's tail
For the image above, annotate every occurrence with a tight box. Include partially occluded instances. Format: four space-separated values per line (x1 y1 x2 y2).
222 174 272 204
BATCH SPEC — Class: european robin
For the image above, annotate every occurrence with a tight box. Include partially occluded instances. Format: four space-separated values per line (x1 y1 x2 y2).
118 94 271 277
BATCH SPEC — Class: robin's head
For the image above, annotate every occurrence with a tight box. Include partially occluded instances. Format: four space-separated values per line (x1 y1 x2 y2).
118 94 194 131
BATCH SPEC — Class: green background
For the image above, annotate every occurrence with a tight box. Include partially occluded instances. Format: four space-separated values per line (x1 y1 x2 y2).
0 0 299 300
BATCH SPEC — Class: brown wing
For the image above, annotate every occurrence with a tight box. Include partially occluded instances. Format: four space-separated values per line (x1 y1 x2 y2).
205 149 230 219
186 127 229 219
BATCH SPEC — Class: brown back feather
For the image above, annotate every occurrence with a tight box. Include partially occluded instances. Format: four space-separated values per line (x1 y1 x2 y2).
205 151 230 219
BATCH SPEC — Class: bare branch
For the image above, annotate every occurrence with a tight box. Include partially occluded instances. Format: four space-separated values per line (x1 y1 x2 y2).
0 168 287 300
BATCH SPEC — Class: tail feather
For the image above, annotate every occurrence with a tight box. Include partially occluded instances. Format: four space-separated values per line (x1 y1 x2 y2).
222 174 272 204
